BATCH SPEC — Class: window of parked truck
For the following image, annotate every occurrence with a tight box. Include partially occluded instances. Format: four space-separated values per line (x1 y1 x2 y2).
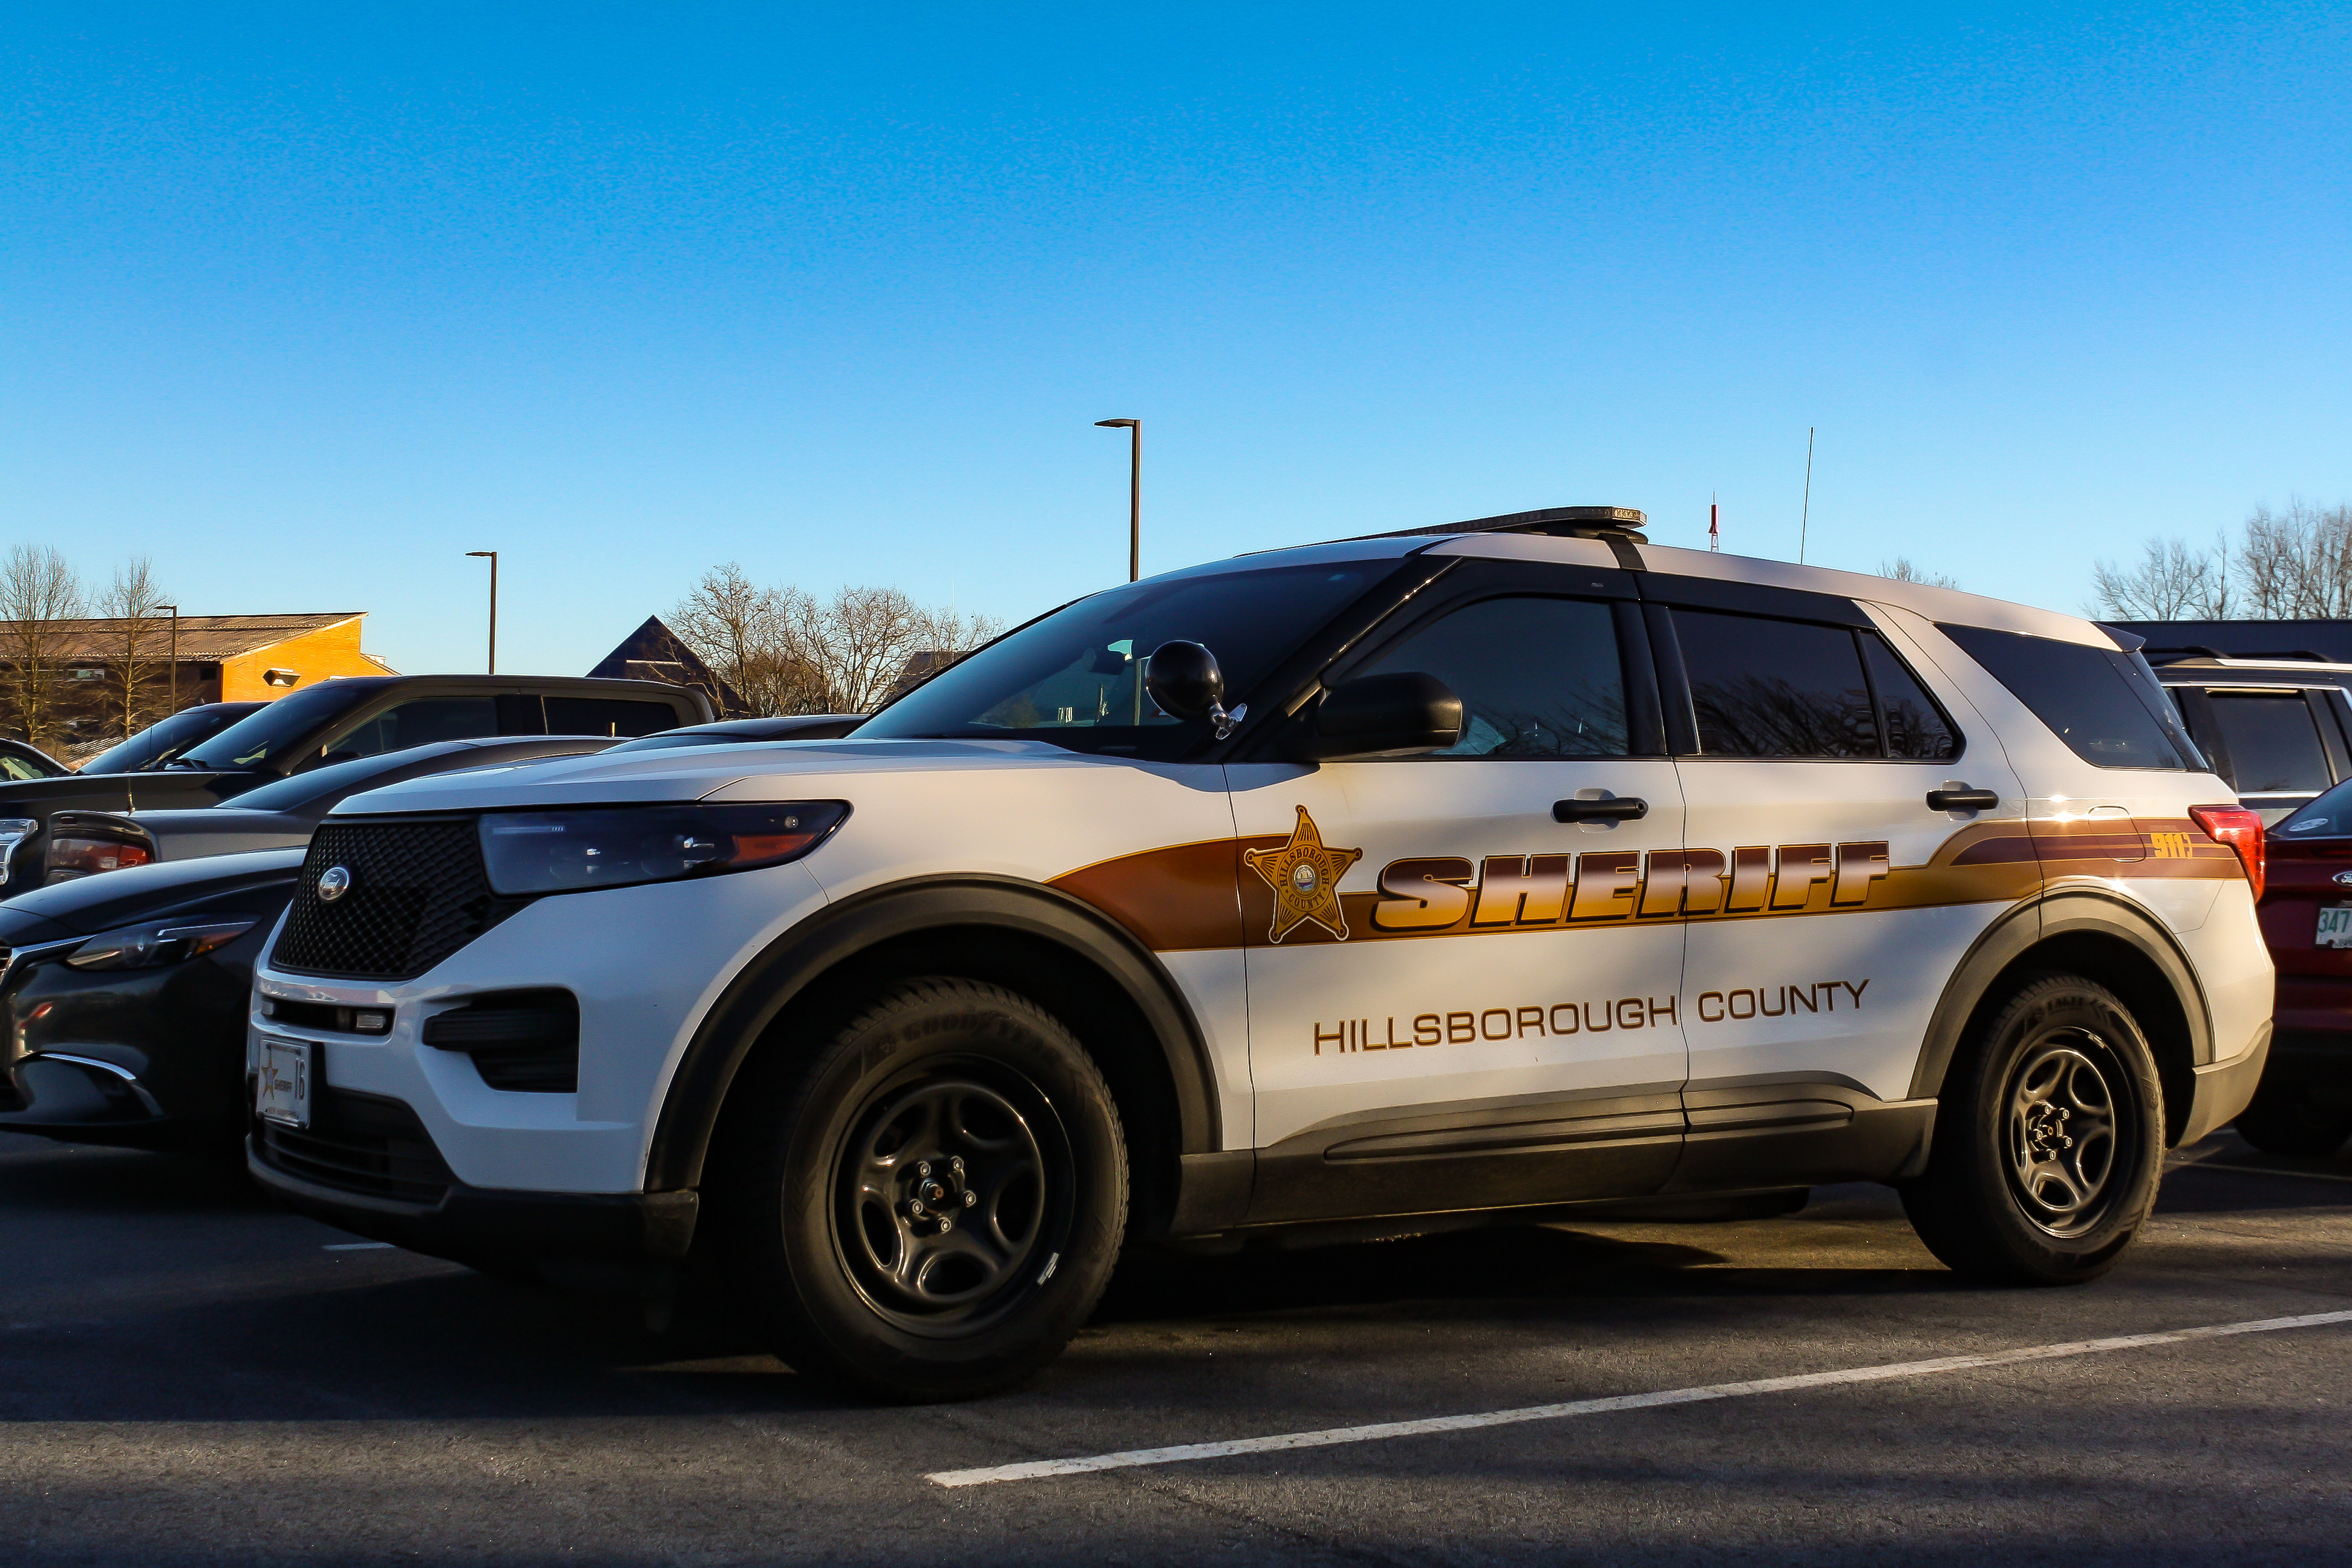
1357 595 1630 757
2205 690 2333 792
323 697 500 759
543 697 679 738
1938 624 2197 771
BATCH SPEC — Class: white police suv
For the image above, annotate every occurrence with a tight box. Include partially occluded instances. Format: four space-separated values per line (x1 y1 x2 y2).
247 506 2275 1399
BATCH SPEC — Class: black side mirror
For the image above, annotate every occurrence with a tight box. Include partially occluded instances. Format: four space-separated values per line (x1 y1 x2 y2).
1289 672 1464 761
1145 641 1246 739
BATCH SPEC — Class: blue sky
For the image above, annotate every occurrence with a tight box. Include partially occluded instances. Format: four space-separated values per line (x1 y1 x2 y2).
5 4 2348 676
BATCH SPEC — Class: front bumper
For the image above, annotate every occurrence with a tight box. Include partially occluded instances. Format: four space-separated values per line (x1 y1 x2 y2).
0 932 258 1150
248 1112 699 1293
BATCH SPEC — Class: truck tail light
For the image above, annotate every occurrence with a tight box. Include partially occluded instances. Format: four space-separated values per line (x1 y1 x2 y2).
2189 805 2265 901
44 828 157 884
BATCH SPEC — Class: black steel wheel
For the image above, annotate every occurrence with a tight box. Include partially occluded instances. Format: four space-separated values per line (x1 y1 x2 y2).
712 978 1126 1401
833 1066 1072 1335
1903 972 2163 1284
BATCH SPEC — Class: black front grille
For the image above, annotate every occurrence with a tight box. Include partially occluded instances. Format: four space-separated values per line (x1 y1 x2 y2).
272 818 525 981
255 1086 455 1206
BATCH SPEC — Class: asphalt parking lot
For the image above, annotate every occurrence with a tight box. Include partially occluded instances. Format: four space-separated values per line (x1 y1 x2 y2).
2 1130 2347 1567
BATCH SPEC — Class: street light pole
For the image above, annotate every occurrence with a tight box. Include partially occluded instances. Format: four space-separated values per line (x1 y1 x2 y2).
152 604 179 716
1094 419 1140 581
466 552 498 673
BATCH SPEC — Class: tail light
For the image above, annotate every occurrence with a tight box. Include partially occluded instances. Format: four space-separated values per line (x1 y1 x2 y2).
2189 805 2265 901
44 827 157 884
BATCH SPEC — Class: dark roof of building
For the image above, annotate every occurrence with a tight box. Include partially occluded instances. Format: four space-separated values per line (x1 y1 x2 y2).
589 616 748 716
0 613 364 664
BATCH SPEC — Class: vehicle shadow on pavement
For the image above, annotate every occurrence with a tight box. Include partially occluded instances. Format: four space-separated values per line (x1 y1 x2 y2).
0 1137 274 1216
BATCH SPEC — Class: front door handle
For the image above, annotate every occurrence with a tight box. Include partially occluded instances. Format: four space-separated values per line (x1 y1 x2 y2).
1554 796 1648 823
1926 786 2001 812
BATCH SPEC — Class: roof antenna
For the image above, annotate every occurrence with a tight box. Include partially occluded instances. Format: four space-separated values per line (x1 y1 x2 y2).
1798 427 1815 564
1709 494 1720 552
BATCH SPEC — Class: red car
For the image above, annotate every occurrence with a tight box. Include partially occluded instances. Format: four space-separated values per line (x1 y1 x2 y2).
2249 782 2352 1154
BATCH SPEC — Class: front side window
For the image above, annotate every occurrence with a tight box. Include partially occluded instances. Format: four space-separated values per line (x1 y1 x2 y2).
1939 624 2194 771
322 697 500 760
2206 691 2332 793
1355 595 1628 757
855 560 1388 758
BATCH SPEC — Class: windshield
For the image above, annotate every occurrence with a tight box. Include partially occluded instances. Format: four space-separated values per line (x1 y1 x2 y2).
854 561 1386 757
2275 780 2352 840
80 705 258 775
172 685 371 771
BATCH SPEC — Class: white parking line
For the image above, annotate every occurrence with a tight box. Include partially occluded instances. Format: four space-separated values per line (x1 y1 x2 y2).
925 1308 2352 1488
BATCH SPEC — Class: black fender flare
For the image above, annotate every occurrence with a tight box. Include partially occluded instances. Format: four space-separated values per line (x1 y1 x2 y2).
1907 886 2215 1105
641 875 1222 1192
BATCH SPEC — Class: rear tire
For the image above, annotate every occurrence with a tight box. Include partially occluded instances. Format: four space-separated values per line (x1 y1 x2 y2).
1901 973 2164 1285
711 978 1127 1402
2233 1073 2352 1157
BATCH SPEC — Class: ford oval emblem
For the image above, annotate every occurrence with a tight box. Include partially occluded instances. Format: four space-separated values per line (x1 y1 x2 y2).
2334 871 2352 887
316 864 353 903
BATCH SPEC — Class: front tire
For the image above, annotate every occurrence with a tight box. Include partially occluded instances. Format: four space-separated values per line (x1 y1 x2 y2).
712 978 1128 1401
1902 973 2164 1285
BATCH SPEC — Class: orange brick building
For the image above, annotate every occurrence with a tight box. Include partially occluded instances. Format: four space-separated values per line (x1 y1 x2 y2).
1 612 395 746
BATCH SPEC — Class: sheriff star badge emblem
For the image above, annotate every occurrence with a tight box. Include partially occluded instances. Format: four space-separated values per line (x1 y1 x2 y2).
1243 806 1363 943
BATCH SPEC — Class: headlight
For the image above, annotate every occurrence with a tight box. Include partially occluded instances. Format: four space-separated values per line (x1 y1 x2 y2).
64 918 260 972
478 802 849 897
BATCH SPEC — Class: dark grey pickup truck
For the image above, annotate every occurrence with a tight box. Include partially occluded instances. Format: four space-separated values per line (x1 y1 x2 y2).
0 675 711 894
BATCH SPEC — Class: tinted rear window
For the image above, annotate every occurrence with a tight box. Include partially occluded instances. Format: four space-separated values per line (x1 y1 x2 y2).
1939 624 2194 770
2206 691 2332 794
1676 610 1879 759
544 697 681 738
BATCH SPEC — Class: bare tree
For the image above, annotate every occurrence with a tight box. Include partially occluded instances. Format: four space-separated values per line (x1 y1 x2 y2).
2088 503 2352 621
795 586 935 714
0 544 87 749
2235 498 2352 617
96 557 169 739
675 567 1005 714
1877 557 1961 590
2090 535 2233 619
670 564 824 717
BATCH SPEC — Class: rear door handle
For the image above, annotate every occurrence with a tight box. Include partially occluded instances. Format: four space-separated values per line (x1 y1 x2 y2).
1554 797 1648 823
1926 787 2001 812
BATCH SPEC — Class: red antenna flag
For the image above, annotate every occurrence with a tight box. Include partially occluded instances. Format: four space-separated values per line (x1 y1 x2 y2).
1709 495 1720 552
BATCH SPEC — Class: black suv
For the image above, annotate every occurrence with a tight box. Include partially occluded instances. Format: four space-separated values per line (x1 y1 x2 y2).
2143 652 2352 823
0 676 711 893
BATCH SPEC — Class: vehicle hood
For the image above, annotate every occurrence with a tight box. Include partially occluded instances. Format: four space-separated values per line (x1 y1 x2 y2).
0 848 307 936
329 739 1114 815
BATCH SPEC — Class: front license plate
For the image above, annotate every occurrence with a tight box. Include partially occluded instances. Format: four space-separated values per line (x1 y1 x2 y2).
2318 907 2352 949
255 1036 313 1129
